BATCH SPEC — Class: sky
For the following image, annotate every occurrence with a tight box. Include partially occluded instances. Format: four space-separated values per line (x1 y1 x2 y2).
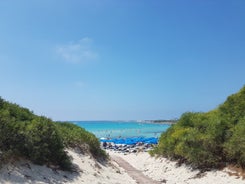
0 0 244 121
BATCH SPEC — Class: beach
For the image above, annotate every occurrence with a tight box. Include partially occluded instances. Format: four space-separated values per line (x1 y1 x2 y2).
108 150 245 184
0 147 244 184
0 148 136 184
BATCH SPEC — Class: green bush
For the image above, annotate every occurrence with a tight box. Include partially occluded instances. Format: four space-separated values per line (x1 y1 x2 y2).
219 86 245 126
0 97 106 170
25 118 71 168
152 86 245 169
152 111 224 168
224 117 245 167
55 122 107 159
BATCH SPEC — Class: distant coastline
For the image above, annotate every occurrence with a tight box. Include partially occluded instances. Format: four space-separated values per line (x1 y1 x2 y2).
148 119 178 125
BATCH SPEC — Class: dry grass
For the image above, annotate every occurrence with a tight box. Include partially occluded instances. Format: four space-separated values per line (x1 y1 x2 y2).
226 165 245 180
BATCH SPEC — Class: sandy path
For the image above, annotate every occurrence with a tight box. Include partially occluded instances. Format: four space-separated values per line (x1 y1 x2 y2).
109 151 245 184
111 155 162 184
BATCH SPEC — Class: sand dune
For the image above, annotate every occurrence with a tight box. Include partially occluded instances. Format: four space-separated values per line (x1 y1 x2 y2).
1 149 244 184
108 150 245 184
0 149 136 184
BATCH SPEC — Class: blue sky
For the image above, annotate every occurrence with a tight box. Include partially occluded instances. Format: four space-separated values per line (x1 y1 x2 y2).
0 0 244 120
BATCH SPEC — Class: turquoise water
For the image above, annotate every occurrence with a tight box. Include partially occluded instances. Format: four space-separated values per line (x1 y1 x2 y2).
72 121 171 138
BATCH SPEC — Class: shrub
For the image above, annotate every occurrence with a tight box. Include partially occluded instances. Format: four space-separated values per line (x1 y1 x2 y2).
55 122 107 159
0 97 106 170
25 117 71 169
224 117 245 168
153 86 245 169
152 111 224 168
219 86 245 126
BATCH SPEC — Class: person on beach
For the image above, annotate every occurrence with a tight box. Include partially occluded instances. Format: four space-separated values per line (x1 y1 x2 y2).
103 142 107 148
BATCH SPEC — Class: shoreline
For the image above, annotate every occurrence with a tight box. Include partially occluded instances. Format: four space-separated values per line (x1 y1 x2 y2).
72 120 171 139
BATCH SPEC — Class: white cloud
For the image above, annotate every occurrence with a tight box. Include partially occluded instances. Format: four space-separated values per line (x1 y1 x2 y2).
56 37 98 63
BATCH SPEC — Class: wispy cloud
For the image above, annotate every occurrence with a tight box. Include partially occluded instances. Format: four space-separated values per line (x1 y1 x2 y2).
56 37 98 63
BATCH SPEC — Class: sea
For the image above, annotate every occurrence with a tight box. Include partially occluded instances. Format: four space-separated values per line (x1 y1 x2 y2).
71 120 171 139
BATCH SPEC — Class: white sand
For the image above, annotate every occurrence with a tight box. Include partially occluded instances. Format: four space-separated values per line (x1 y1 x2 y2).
108 150 245 184
0 149 136 184
1 148 244 184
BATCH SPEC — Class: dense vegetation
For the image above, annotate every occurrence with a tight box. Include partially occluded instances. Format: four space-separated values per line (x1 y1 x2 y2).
151 86 245 169
0 98 106 170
